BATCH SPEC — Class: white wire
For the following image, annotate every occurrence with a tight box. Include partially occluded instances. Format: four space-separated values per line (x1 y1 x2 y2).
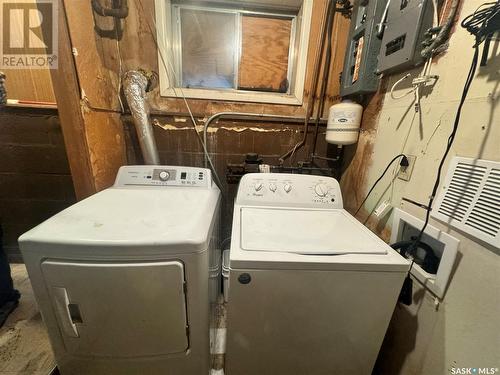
432 0 439 29
391 0 440 102
425 0 439 76
116 38 125 113
390 74 416 100
388 0 441 202
114 23 125 113
414 85 421 112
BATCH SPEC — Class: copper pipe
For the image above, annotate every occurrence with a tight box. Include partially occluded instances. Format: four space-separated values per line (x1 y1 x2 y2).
311 1 337 160
279 0 334 165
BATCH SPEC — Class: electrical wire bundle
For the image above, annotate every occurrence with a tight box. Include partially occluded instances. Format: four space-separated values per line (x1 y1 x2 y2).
462 1 500 45
415 1 500 246
355 2 500 305
395 1 500 304
461 1 500 65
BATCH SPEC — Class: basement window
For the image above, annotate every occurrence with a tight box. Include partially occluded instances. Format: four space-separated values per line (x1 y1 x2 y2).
155 0 312 105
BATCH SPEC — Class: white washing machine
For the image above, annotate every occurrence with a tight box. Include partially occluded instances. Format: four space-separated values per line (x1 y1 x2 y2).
19 166 221 375
226 173 409 375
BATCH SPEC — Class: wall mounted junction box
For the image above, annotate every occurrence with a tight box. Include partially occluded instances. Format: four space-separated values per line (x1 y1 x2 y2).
340 0 388 97
377 0 435 75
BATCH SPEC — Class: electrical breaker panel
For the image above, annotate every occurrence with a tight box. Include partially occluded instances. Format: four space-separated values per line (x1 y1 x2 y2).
340 0 388 97
377 0 435 74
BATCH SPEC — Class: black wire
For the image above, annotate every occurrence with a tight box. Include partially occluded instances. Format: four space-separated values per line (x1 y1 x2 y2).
413 48 479 248
461 1 500 47
411 2 497 251
394 3 497 305
354 154 407 217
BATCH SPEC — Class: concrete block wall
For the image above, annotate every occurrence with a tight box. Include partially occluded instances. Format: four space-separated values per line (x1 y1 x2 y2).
123 115 340 240
0 107 76 261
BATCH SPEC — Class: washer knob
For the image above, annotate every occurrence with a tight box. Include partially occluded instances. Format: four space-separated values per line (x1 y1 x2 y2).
159 171 170 181
284 183 292 193
314 183 328 197
254 182 263 191
269 183 277 192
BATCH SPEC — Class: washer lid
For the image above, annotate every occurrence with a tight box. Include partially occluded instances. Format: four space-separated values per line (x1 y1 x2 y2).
240 208 388 255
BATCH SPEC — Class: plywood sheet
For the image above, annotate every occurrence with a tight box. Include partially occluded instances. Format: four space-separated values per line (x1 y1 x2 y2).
238 16 292 93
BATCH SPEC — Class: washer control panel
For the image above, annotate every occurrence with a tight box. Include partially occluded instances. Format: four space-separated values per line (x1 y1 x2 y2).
114 166 212 188
237 173 343 208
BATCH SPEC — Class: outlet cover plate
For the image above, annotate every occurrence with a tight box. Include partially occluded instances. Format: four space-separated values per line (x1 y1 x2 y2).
391 208 459 299
398 155 417 181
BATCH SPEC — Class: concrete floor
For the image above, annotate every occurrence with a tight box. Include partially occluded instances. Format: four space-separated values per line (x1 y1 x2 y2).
0 264 55 375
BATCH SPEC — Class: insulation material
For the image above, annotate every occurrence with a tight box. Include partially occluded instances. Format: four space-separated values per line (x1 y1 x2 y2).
123 71 160 165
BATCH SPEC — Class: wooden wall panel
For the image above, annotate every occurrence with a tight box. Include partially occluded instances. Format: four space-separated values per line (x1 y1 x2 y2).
238 16 292 92
118 0 340 117
3 69 55 103
53 0 349 118
2 0 55 103
62 0 122 111
49 0 127 199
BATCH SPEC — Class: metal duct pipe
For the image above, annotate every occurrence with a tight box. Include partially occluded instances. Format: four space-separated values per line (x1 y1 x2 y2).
123 71 160 165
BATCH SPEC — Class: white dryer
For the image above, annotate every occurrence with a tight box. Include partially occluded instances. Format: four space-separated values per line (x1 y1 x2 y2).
226 173 409 375
19 166 221 375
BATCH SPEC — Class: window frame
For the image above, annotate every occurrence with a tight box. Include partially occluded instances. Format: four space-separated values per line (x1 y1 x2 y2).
155 0 313 106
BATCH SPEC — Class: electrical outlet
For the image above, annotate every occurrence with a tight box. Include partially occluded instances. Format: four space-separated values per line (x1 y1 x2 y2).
398 155 416 181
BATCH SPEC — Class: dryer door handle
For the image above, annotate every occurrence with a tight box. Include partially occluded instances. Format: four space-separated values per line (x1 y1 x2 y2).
52 287 79 338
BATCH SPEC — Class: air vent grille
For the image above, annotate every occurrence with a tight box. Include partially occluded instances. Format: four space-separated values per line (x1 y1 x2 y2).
432 158 500 249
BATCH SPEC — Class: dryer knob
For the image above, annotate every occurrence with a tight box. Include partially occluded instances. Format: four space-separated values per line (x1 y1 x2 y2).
314 183 328 197
284 183 292 193
159 171 170 181
254 182 263 192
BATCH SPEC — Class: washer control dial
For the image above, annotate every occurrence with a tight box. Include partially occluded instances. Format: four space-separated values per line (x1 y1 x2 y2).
314 183 328 197
254 182 264 192
159 171 170 181
284 183 292 193
269 183 277 192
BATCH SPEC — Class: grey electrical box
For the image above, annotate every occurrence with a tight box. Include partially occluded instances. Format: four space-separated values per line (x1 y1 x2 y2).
377 0 435 74
340 0 388 97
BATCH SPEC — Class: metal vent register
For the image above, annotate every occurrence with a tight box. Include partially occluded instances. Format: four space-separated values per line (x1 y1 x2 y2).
432 157 500 249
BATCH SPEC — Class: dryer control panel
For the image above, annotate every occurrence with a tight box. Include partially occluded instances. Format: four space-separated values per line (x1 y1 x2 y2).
236 173 343 209
114 166 212 188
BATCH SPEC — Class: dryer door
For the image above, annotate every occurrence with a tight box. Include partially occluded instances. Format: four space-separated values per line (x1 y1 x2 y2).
41 260 189 357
